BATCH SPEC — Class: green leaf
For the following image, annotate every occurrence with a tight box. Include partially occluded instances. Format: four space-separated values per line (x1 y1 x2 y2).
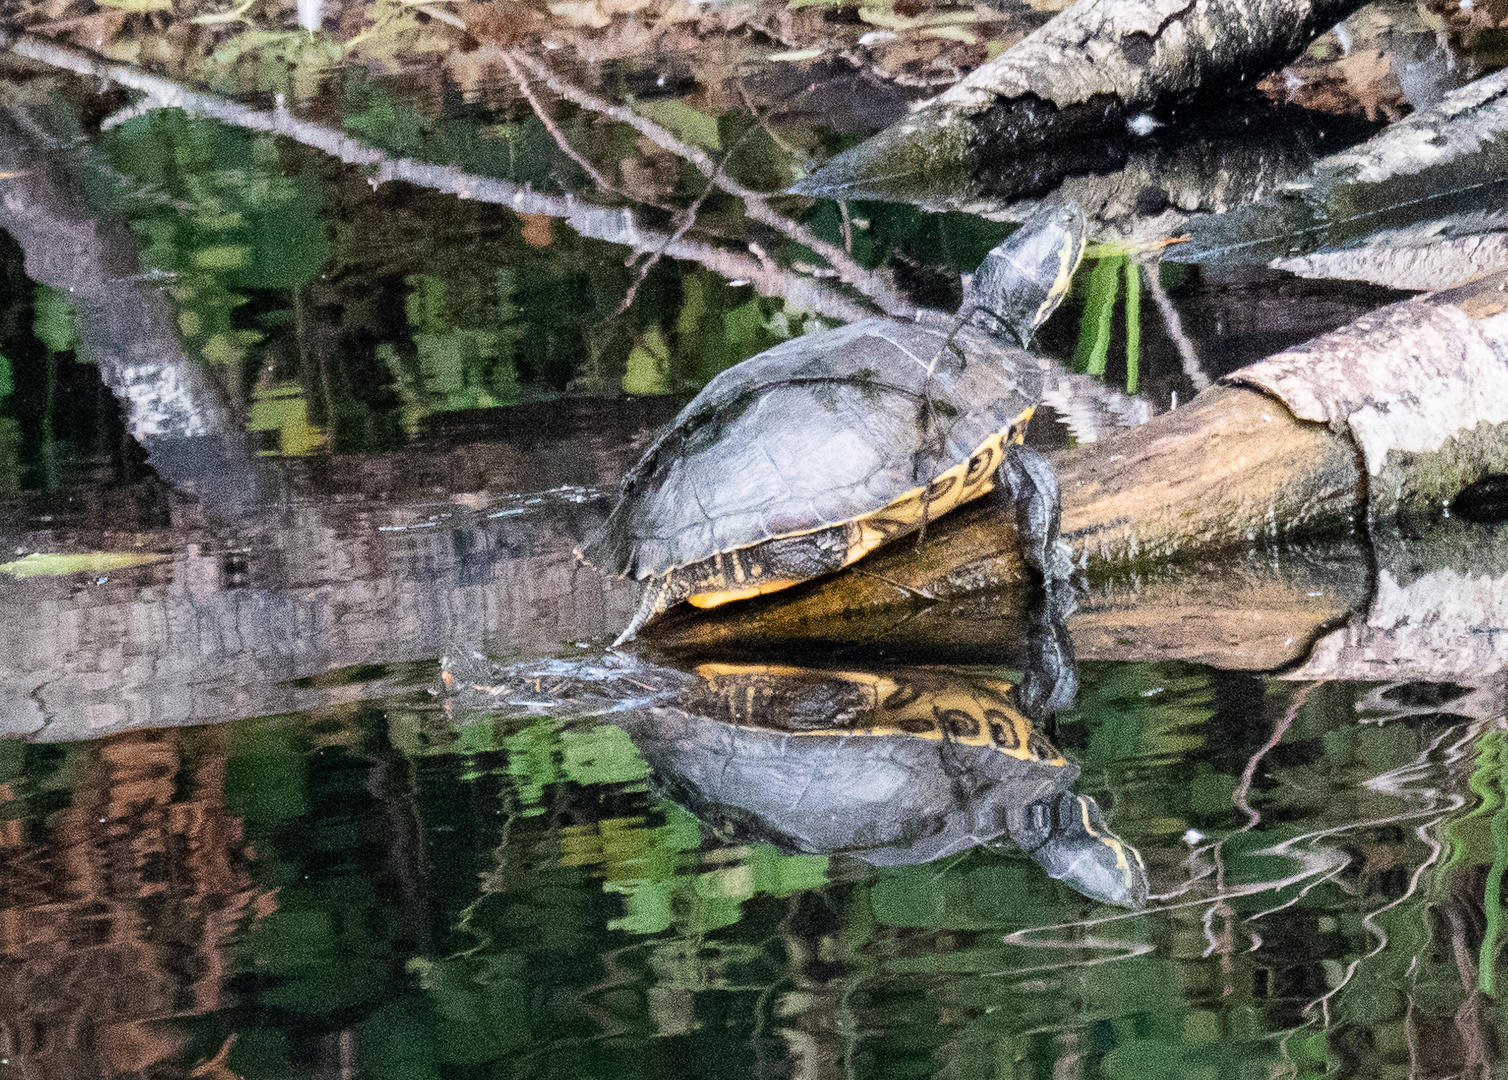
623 327 673 395
1075 256 1122 377
723 298 765 351
1124 258 1141 395
634 99 722 152
559 724 650 787
32 286 78 354
0 552 165 578
194 244 251 270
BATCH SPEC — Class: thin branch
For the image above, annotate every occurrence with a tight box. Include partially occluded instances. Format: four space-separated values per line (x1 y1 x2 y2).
499 49 622 199
1233 683 1314 828
614 158 722 317
1142 261 1210 391
1 31 879 325
505 46 915 317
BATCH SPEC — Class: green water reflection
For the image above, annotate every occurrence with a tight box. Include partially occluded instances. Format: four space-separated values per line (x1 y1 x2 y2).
0 663 1500 1078
0 93 1030 469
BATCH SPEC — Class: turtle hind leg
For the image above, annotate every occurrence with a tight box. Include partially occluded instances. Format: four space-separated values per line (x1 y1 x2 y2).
996 443 1070 582
613 573 682 647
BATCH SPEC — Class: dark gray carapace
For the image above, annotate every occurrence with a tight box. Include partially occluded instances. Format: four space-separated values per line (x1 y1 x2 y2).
580 202 1090 642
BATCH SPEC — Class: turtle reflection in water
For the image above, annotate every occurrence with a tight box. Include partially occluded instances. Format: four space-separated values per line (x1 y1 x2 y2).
579 203 1088 643
616 663 1147 909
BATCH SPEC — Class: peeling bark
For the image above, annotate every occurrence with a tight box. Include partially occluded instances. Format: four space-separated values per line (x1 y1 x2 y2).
1273 219 1508 291
1229 270 1508 519
1178 64 1508 287
793 0 1371 203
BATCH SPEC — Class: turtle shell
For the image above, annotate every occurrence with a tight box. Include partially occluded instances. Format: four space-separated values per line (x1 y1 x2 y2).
580 317 1042 582
612 662 1148 906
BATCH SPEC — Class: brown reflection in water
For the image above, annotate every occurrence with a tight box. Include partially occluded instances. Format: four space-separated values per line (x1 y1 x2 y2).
0 399 668 740
0 726 269 1079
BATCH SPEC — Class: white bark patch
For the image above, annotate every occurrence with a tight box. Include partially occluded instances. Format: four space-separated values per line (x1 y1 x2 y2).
1226 284 1508 517
1316 63 1508 185
1274 229 1508 291
110 363 225 440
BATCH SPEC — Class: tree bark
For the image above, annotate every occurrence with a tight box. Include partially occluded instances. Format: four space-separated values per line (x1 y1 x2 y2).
793 0 1371 203
1177 64 1508 288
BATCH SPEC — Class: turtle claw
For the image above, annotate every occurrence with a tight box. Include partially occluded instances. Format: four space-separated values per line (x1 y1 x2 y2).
997 443 1066 581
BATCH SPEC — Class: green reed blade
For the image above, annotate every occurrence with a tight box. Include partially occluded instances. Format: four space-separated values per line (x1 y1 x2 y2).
1074 256 1122 377
1124 259 1141 395
1483 731 1507 994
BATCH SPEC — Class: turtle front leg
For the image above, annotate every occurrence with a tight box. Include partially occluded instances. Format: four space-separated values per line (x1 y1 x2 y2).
996 443 1068 581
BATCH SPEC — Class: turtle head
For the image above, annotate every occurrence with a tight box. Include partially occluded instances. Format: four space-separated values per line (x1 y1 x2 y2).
963 201 1088 350
1016 791 1148 909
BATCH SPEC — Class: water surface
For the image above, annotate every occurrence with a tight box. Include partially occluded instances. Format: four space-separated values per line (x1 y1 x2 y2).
1 3 1507 1077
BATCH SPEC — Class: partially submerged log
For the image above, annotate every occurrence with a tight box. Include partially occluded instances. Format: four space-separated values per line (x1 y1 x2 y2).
0 106 279 518
1177 64 1508 289
798 95 1379 248
647 269 1508 650
793 0 1372 203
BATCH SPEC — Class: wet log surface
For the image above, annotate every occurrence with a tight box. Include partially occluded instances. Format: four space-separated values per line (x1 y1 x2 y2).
795 0 1373 201
649 271 1508 653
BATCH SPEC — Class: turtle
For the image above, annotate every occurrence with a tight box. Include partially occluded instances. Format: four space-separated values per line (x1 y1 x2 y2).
617 661 1148 908
579 202 1088 644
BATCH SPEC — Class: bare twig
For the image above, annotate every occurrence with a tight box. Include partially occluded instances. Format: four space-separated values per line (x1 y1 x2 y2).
500 49 622 199
1142 261 1209 391
505 47 914 317
615 157 724 317
0 31 878 325
732 72 813 173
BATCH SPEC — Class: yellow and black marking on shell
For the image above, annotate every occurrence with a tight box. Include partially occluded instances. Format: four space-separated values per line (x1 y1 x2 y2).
579 202 1087 643
617 408 1032 641
689 662 1066 766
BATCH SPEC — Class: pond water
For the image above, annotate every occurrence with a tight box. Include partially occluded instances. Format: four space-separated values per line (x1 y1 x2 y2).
1 0 1508 1076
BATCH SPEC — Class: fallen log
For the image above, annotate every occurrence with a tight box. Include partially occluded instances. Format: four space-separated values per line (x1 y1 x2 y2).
1176 64 1508 289
646 269 1508 650
792 0 1372 203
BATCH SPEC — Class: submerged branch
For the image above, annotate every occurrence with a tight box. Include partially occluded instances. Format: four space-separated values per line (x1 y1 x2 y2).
0 104 276 515
499 49 623 201
1142 262 1208 390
